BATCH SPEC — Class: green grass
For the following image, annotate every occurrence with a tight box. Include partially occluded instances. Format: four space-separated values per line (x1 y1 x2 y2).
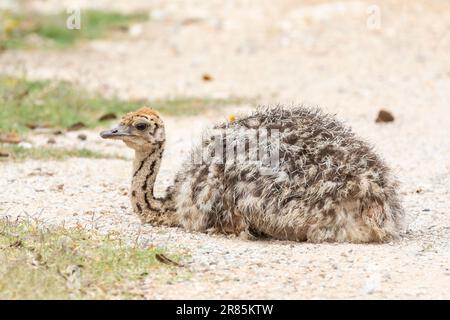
0 76 245 134
0 145 125 161
0 218 184 299
0 10 148 49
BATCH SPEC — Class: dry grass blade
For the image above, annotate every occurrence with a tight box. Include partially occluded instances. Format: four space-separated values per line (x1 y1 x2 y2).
26 122 51 130
155 253 183 267
9 239 23 248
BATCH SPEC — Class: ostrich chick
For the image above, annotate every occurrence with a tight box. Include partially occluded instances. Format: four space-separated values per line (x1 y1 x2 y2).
100 106 404 243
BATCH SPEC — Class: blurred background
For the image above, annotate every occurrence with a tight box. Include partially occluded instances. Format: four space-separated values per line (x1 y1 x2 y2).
1 0 448 106
0 0 448 173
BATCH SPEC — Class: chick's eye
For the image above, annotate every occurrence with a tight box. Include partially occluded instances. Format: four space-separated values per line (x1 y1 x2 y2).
135 123 148 131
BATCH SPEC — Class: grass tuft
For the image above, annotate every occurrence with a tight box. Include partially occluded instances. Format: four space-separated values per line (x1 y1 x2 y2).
0 218 183 299
0 75 245 134
0 145 125 161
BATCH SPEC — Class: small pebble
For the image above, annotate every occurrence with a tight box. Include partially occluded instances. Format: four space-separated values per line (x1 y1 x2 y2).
129 24 143 37
202 73 213 81
18 142 32 149
375 109 395 123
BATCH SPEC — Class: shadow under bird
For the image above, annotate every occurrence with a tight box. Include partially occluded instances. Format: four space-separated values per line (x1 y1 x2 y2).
100 106 404 242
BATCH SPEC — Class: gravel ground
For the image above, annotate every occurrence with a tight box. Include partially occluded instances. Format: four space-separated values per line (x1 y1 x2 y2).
1 0 449 299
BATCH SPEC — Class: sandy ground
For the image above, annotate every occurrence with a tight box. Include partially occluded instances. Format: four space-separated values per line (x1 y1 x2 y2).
1 0 449 299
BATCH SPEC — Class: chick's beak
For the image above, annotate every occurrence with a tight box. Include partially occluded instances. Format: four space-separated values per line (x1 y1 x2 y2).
100 125 132 139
